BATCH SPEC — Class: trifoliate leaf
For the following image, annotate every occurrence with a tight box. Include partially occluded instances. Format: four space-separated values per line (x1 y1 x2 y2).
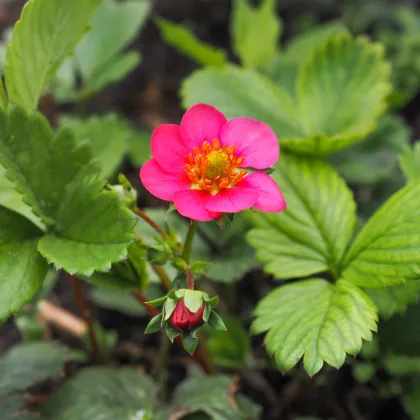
145 314 163 334
60 114 132 179
247 154 355 280
400 142 420 183
0 106 91 226
331 114 410 184
41 368 157 420
0 206 47 322
342 182 420 287
182 34 390 156
365 281 420 318
5 0 101 113
157 18 227 67
252 279 378 376
162 375 261 420
37 165 135 276
231 0 281 69
90 288 145 317
0 341 81 394
75 0 150 93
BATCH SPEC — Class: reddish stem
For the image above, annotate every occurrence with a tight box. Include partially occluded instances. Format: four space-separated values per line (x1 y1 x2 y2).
135 207 168 239
186 267 195 290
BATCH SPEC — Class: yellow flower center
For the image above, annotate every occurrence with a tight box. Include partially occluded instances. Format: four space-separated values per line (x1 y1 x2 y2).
185 139 246 194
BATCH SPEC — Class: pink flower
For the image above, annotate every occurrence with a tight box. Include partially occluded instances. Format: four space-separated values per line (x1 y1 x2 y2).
139 104 286 221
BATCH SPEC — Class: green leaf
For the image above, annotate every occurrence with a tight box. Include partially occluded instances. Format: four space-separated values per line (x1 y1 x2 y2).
205 317 250 368
145 314 163 334
330 114 410 184
0 341 79 394
341 182 420 287
0 395 39 420
182 34 390 156
157 18 227 67
90 288 145 317
37 166 135 276
400 142 420 183
231 0 281 69
0 206 47 322
41 367 157 420
164 375 261 420
128 129 152 167
247 154 355 280
0 106 92 226
184 290 204 313
252 279 378 376
182 334 199 355
75 0 150 90
60 114 132 179
364 281 420 318
5 0 101 113
383 354 420 377
208 311 227 332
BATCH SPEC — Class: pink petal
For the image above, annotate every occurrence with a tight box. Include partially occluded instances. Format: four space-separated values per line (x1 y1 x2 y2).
239 172 286 212
140 159 190 201
180 104 227 149
220 118 279 169
151 124 189 173
205 187 259 213
173 189 221 221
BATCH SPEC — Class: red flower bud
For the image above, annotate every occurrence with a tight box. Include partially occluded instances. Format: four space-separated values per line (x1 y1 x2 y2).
169 299 205 332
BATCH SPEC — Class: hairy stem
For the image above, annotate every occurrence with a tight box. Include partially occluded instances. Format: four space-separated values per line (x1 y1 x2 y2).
135 207 169 239
182 220 197 264
68 275 102 364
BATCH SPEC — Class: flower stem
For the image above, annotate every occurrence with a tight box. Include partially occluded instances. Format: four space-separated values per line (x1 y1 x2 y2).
68 275 102 364
182 220 197 264
132 291 160 317
135 207 169 239
152 265 172 291
186 267 195 290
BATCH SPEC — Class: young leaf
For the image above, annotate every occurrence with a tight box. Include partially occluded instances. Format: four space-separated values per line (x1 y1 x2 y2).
400 142 420 183
145 314 163 334
5 0 101 113
0 106 92 226
0 341 81 394
252 279 378 376
247 154 355 280
231 0 281 69
75 0 150 94
182 34 390 156
40 368 157 420
0 206 47 323
157 18 227 67
162 375 261 419
60 114 132 179
341 182 420 287
208 311 227 332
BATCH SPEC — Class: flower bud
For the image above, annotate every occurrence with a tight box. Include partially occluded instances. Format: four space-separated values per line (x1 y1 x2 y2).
169 299 205 332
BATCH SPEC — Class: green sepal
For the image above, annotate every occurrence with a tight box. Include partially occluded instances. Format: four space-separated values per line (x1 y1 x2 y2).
166 323 180 343
145 313 163 334
107 173 138 211
208 311 227 332
184 289 205 313
145 296 167 307
167 289 178 300
175 289 186 299
202 304 212 323
182 333 199 355
203 295 219 307
164 298 177 321
190 261 209 275
190 324 204 339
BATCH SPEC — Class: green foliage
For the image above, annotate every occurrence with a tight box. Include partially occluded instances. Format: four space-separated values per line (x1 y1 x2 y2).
5 0 101 112
331 114 410 185
128 129 152 167
252 279 377 376
74 0 150 97
0 206 47 322
0 394 38 420
0 341 83 394
231 0 281 69
157 18 227 67
384 354 420 377
90 287 145 317
60 114 134 179
404 380 420 420
158 374 261 419
400 142 420 183
40 368 157 420
247 154 355 280
342 182 420 287
183 34 390 156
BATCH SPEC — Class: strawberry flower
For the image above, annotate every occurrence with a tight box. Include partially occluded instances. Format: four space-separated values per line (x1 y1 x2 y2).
140 104 286 221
